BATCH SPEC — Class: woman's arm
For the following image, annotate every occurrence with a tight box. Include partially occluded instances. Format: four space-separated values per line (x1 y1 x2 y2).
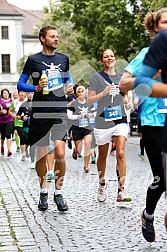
87 85 115 106
87 90 102 106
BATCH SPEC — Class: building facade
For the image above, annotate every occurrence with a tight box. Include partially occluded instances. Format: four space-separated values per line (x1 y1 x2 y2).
0 0 43 91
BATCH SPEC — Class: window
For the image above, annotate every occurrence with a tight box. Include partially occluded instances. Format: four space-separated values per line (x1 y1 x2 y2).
2 54 10 73
1 26 9 39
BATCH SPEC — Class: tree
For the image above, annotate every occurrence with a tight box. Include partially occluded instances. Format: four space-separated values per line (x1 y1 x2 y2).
45 0 167 62
35 0 97 68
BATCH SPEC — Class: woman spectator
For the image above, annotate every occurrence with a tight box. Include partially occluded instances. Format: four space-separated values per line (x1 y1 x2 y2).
0 89 13 156
9 91 26 161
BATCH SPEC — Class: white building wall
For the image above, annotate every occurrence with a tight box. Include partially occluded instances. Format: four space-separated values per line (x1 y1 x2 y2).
23 39 42 56
0 17 23 88
0 15 41 91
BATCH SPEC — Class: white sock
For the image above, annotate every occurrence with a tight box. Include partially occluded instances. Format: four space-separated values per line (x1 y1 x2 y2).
54 189 62 196
144 209 154 220
40 188 48 194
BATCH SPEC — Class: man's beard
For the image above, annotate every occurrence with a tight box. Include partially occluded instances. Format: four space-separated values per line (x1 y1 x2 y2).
45 43 57 51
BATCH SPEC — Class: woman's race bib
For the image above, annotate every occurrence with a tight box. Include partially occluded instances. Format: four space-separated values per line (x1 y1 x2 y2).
103 105 122 121
78 117 89 127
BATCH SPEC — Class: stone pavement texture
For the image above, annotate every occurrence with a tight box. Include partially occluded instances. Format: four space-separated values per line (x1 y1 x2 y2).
0 136 167 252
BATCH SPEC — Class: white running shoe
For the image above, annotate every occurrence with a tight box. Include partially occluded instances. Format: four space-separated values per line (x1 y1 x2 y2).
116 188 132 202
97 183 107 202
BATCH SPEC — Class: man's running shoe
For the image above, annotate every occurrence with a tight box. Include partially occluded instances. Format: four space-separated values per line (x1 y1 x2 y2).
1 147 4 155
97 183 107 202
38 193 48 211
16 147 20 152
47 171 55 181
138 152 144 160
116 188 132 202
141 209 155 242
7 150 12 157
54 194 68 212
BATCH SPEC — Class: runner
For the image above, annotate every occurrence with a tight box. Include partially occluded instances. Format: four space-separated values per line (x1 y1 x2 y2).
17 25 73 212
119 8 167 242
88 49 132 202
67 85 94 173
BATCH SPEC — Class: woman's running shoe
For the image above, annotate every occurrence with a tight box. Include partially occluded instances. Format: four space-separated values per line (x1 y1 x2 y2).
97 183 107 202
116 188 132 202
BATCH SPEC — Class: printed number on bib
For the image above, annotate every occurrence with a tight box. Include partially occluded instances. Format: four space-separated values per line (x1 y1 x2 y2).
104 105 122 121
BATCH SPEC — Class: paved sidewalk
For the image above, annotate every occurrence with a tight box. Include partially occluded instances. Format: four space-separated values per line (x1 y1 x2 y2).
0 136 166 252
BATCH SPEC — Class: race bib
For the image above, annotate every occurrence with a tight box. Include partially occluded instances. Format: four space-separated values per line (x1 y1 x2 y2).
78 118 89 127
47 69 63 91
103 105 122 121
158 98 167 113
89 116 95 124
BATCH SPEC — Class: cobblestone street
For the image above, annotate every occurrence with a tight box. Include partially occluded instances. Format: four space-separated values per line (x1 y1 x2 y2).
0 136 166 252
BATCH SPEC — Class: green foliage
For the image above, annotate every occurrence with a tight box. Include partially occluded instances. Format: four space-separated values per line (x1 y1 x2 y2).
16 0 167 76
45 0 167 62
16 54 30 74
